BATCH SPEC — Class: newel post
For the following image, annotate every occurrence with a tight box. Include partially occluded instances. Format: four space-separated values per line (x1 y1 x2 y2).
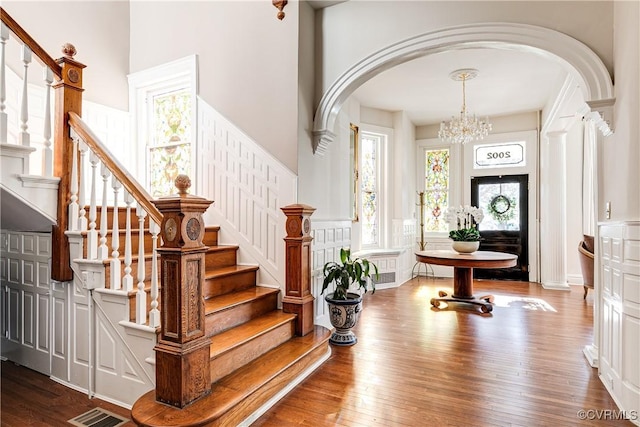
281 204 316 336
52 43 85 281
152 175 213 408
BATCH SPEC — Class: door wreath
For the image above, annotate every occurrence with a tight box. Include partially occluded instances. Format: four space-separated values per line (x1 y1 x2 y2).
488 194 516 223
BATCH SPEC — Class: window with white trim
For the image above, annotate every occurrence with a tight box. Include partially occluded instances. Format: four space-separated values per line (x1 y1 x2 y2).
359 129 387 248
128 55 198 197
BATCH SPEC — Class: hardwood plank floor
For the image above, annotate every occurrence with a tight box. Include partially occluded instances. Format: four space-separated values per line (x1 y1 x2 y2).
0 360 135 426
1 278 634 426
254 278 634 427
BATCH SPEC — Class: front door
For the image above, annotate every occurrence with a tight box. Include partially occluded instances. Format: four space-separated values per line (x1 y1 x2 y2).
471 174 529 281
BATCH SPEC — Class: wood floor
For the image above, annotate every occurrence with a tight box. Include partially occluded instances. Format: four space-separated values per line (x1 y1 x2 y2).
1 278 634 426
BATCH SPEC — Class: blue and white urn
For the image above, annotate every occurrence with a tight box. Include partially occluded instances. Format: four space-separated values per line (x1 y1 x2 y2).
325 292 363 346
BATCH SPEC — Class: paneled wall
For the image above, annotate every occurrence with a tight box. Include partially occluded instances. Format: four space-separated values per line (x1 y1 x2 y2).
310 220 352 328
198 99 298 288
0 231 53 375
599 221 640 421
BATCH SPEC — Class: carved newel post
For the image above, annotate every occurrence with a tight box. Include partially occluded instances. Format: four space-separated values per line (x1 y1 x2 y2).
152 175 213 408
281 204 316 336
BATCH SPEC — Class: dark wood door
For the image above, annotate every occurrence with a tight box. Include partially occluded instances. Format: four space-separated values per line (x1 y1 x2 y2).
471 174 529 281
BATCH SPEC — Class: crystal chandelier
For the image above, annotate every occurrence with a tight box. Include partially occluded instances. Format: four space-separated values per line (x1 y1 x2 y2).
438 69 492 144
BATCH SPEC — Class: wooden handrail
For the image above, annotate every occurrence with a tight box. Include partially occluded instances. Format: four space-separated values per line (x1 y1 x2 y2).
68 112 163 226
1 7 63 79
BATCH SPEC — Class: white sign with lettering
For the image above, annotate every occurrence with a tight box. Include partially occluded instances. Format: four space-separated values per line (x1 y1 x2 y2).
474 142 526 169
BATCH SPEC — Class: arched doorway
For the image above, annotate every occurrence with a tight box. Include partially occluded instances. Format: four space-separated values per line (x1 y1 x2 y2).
312 22 613 154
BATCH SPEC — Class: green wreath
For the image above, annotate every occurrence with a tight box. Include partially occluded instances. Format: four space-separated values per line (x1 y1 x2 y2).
487 194 516 223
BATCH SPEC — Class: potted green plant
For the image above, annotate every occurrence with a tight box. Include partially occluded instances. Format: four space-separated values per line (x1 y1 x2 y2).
444 205 484 253
322 248 379 346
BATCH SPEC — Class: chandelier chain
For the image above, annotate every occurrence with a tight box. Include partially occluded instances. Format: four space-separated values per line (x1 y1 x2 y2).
439 68 492 144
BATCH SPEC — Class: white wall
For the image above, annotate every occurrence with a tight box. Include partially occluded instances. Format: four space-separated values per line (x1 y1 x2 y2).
416 112 539 140
299 97 359 220
3 1 130 110
317 1 613 96
129 1 300 173
604 1 640 222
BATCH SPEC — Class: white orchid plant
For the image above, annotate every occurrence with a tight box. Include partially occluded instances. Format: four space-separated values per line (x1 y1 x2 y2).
444 205 485 241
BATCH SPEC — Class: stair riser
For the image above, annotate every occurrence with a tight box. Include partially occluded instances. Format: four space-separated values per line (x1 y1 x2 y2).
204 270 257 299
82 231 154 259
206 293 278 336
212 343 330 427
205 247 238 270
128 290 161 323
93 207 140 231
203 227 219 247
105 257 157 289
210 321 295 383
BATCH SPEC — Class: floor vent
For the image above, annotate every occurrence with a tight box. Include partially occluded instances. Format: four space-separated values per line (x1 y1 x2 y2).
68 408 129 427
372 271 395 284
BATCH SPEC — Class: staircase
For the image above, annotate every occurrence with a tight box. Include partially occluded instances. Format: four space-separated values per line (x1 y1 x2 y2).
1 7 331 426
107 213 331 426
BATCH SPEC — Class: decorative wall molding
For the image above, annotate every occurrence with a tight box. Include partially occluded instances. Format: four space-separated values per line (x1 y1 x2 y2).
198 98 297 288
313 23 614 153
598 221 640 421
0 231 53 375
310 220 352 328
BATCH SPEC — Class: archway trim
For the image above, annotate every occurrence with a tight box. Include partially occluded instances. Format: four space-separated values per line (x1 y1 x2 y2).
312 22 613 154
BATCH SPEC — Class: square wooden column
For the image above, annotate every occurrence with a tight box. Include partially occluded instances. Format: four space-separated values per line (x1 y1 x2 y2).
281 204 315 336
152 175 213 408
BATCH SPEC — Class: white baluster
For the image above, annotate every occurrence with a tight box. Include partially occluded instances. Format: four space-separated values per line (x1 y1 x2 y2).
122 191 134 292
42 67 53 176
98 162 111 260
86 151 99 259
19 45 31 147
67 129 80 231
148 220 160 328
0 22 8 144
110 178 122 290
136 205 147 324
78 142 88 231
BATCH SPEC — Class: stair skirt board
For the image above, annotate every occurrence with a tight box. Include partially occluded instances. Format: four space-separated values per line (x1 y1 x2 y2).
68 408 130 427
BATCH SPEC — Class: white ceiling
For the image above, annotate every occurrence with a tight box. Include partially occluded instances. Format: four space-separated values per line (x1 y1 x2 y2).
350 47 569 127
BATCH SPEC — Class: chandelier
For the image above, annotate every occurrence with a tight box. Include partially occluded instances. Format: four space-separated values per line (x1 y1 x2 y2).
438 69 492 144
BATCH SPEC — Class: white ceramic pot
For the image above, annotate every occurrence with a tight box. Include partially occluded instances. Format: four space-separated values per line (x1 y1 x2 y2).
451 241 480 254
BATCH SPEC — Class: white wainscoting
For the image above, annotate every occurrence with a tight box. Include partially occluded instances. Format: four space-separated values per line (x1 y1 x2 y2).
310 220 352 329
599 221 640 426
392 218 417 285
417 236 456 278
0 231 53 375
197 99 297 289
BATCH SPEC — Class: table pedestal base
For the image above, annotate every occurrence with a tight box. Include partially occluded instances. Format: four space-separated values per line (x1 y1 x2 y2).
430 266 494 312
430 291 494 313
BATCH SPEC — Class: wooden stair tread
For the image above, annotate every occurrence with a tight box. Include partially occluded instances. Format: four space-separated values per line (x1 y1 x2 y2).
209 311 296 358
204 287 279 313
131 326 331 427
205 264 259 279
206 244 238 253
